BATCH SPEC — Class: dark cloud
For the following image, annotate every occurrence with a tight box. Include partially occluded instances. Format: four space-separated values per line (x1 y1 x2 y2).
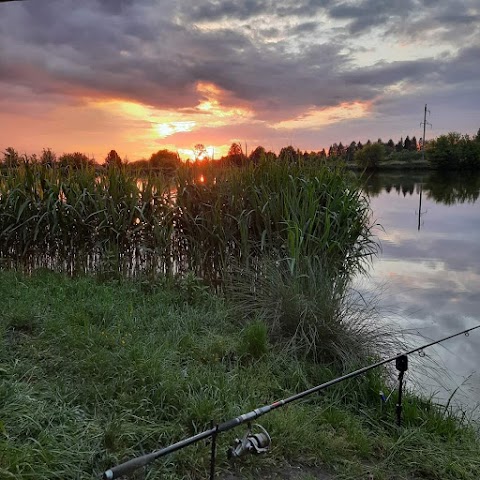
387 0 480 44
328 0 416 34
187 0 272 22
96 0 137 15
185 0 334 22
0 0 479 129
291 21 319 34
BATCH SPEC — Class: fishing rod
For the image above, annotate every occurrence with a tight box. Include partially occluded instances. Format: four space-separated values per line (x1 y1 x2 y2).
102 324 480 480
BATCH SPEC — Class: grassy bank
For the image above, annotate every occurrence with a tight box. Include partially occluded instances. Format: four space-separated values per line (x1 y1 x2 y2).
346 154 432 172
1 271 479 479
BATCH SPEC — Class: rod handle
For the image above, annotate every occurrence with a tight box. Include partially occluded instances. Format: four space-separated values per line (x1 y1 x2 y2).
103 453 155 479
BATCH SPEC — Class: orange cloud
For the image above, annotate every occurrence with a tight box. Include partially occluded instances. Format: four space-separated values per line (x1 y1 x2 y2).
273 101 372 130
191 81 255 122
155 121 197 138
77 82 256 160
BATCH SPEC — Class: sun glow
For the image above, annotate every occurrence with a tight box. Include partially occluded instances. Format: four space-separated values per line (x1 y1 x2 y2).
274 101 371 130
155 121 196 138
177 144 228 161
194 81 255 121
89 82 254 147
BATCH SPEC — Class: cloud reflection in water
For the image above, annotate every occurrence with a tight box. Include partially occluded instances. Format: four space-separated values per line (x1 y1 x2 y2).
357 172 480 411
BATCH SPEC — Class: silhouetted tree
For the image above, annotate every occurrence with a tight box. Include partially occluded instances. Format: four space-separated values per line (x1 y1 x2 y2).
40 148 56 167
227 142 247 166
249 146 266 165
411 136 418 151
149 149 180 173
58 152 94 170
279 145 297 162
105 149 122 168
194 144 208 161
265 150 277 161
346 141 357 162
404 136 411 150
3 147 20 168
395 138 403 152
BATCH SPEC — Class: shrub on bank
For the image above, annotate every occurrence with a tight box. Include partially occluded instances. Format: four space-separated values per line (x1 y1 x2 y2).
354 143 385 169
427 131 480 170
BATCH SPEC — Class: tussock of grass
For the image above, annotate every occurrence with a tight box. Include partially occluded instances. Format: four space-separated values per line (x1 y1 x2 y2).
1 271 479 479
226 256 395 368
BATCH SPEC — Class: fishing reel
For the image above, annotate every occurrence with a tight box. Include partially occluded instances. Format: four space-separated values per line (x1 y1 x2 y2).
227 423 271 459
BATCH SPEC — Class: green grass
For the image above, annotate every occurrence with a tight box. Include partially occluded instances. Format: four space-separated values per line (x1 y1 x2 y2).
1 270 479 479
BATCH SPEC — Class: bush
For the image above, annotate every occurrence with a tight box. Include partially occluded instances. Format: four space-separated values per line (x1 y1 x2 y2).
355 143 385 169
427 132 480 170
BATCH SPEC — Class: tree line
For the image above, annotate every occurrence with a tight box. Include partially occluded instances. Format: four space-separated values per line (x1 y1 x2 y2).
3 128 479 173
1 147 182 174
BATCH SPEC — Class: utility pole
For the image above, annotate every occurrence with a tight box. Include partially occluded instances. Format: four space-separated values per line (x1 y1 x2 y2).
420 104 432 162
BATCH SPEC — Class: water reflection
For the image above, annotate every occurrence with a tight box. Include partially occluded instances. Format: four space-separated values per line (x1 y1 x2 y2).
364 171 480 205
358 171 480 411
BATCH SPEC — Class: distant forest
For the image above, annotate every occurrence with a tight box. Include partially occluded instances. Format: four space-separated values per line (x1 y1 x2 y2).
2 129 480 172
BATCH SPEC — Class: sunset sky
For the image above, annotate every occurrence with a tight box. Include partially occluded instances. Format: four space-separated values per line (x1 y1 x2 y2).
1 0 479 161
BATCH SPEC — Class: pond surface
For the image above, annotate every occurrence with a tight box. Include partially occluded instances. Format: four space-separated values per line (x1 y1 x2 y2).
359 171 480 412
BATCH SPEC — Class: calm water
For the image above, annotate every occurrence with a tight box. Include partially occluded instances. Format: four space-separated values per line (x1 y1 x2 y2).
359 171 480 411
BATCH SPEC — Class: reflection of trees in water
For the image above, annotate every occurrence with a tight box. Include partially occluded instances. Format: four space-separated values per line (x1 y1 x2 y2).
363 172 480 205
364 175 417 198
363 174 383 196
401 183 415 196
424 172 480 205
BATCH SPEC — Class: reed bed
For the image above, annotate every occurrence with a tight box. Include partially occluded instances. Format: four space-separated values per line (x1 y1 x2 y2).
0 160 376 285
0 163 173 276
176 161 377 283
